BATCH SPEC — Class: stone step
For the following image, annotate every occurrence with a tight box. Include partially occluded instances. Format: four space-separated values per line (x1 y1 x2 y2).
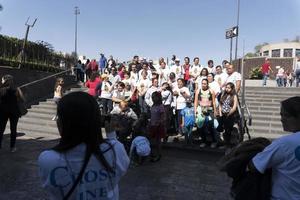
29 107 56 115
39 101 56 106
249 132 286 140
245 94 290 100
245 90 299 95
248 125 285 135
249 114 281 121
246 102 280 107
252 119 282 129
25 112 55 121
7 122 59 135
19 117 57 128
248 105 280 112
4 127 59 141
243 97 282 103
245 86 299 92
250 110 280 116
31 104 57 110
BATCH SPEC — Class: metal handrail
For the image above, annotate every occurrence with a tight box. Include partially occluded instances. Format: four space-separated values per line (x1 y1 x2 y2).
19 69 72 89
244 102 252 126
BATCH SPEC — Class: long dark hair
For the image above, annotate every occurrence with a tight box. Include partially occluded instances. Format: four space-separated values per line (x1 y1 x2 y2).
53 92 113 173
1 74 16 89
152 91 162 106
221 82 236 105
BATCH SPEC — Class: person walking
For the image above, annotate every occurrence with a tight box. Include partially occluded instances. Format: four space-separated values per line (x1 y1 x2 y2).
52 77 64 121
0 75 24 152
261 58 273 87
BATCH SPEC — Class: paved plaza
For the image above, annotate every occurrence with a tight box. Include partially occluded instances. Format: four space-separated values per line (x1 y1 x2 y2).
0 133 231 200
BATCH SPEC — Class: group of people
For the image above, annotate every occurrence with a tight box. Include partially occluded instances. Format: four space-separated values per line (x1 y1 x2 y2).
79 54 242 151
261 57 300 87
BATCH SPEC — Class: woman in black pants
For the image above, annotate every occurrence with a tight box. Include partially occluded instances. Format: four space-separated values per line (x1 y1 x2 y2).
0 75 23 152
219 82 238 147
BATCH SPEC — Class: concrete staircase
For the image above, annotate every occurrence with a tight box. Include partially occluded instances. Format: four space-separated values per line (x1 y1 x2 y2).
244 86 299 140
5 87 87 141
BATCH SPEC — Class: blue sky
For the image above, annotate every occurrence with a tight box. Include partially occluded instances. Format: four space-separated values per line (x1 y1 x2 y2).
0 0 300 64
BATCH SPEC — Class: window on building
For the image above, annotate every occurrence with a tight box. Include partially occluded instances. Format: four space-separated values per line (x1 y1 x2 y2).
296 49 300 57
263 51 269 56
272 49 280 57
283 49 293 57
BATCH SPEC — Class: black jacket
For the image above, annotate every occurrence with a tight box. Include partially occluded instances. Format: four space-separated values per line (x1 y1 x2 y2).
218 137 272 200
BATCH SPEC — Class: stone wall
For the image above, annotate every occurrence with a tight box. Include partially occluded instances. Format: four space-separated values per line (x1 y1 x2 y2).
0 66 77 105
232 57 295 79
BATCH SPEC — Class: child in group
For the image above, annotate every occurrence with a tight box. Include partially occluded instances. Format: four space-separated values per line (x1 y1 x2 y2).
181 99 195 145
52 77 64 121
129 114 151 166
149 91 166 162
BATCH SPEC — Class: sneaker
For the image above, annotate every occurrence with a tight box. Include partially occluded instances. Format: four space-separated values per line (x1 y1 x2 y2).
210 143 217 148
199 143 206 148
10 147 17 152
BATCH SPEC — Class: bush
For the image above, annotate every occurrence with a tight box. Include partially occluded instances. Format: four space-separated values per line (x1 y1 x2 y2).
0 57 63 73
249 66 263 79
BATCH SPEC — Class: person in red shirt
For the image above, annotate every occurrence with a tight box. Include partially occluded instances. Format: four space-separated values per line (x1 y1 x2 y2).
260 58 273 86
182 57 191 84
85 72 101 97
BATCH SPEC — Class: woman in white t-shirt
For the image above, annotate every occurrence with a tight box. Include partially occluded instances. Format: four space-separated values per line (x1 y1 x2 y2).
173 78 191 136
100 74 114 114
195 68 209 91
38 92 129 200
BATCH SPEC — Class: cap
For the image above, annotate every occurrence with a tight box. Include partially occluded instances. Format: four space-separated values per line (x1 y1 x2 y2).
175 58 180 62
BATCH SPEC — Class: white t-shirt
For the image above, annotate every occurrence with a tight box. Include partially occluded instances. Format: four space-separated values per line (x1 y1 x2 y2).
144 86 160 107
161 90 172 105
209 81 221 96
173 86 190 110
38 140 129 200
137 79 152 96
129 71 139 85
170 65 183 79
189 64 202 79
224 72 241 88
109 74 121 86
138 70 152 81
214 73 227 87
157 68 170 85
100 81 113 99
129 136 151 157
196 76 207 89
252 132 300 200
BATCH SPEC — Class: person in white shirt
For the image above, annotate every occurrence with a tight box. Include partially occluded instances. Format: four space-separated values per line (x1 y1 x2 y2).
251 96 300 200
208 73 221 98
224 64 241 93
137 71 152 113
161 82 173 138
145 78 161 108
138 63 152 81
38 92 129 200
112 82 126 106
173 78 191 136
170 58 183 80
295 56 300 87
207 60 215 74
195 68 209 91
214 65 227 88
129 64 139 84
108 66 121 86
189 57 202 81
157 61 170 86
99 74 114 114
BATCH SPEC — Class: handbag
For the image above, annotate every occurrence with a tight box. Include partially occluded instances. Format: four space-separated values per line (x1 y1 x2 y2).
16 88 28 116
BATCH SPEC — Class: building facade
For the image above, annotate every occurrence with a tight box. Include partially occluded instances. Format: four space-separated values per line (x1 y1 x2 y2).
259 42 300 58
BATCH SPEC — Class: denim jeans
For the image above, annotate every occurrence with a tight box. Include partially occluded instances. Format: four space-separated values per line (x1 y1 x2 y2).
198 111 217 143
296 69 300 87
100 98 113 115
183 124 193 144
138 95 148 113
175 109 183 134
262 73 269 86
277 77 284 87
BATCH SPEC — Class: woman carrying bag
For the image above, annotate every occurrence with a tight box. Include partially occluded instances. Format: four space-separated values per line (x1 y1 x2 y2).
0 74 25 152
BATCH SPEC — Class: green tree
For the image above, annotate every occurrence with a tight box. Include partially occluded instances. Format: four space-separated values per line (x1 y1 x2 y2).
254 42 269 55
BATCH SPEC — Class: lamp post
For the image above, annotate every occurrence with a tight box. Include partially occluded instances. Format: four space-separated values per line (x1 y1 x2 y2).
234 0 240 60
74 6 80 62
